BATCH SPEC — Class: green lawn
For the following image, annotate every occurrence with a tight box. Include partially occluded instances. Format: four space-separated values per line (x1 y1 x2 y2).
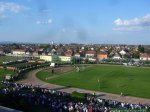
0 69 16 81
36 65 150 99
36 71 54 81
0 56 24 64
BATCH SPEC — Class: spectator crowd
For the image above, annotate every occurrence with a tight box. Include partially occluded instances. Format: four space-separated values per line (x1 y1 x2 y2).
0 81 149 112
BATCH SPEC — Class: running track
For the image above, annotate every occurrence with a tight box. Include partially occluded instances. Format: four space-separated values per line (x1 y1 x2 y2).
18 68 150 105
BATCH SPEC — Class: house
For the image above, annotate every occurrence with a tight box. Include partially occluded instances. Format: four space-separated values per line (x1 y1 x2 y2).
47 49 56 56
40 55 73 63
51 49 56 54
25 51 33 55
100 47 108 52
58 56 72 63
90 47 94 50
109 51 115 58
88 58 96 62
12 50 25 56
65 49 73 56
85 51 96 58
78 50 85 57
40 55 58 62
74 53 80 58
81 47 84 50
140 53 150 61
56 48 65 56
112 53 121 59
32 51 39 56
37 48 44 55
119 50 126 56
97 52 108 60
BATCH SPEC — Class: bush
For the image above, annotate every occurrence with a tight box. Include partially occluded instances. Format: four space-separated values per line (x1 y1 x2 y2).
71 91 86 101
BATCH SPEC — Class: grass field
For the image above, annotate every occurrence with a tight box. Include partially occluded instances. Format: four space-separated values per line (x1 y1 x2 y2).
36 65 150 99
0 56 24 64
0 69 16 81
0 69 16 90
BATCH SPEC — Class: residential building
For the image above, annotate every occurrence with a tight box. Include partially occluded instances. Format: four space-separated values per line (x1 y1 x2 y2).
119 50 126 56
74 53 81 58
97 52 108 60
65 49 73 56
140 53 150 61
40 55 72 63
112 53 121 59
12 50 26 56
58 56 72 62
85 51 96 58
40 55 58 62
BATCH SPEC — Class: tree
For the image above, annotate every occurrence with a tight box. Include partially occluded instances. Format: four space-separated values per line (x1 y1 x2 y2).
132 52 140 58
84 58 89 64
124 54 131 59
138 45 145 53
108 47 113 55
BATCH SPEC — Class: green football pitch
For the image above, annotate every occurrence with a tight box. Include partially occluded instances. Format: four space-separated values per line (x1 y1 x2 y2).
36 65 150 99
0 69 16 80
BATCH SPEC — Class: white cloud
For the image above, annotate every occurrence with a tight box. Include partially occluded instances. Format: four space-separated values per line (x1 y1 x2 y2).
113 26 143 31
114 18 130 26
0 2 27 13
0 2 27 22
36 18 53 25
114 13 150 31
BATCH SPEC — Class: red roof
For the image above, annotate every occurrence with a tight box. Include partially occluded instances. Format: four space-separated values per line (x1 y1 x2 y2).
86 51 96 54
140 53 149 58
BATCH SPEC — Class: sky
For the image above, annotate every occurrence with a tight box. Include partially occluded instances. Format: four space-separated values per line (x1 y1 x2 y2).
0 0 150 44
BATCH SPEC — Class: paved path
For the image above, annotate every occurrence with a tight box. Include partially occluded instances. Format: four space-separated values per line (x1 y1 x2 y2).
18 68 150 105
